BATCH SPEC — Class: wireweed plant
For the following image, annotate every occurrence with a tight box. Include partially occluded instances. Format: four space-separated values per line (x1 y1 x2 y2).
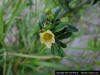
0 0 100 75
39 8 78 56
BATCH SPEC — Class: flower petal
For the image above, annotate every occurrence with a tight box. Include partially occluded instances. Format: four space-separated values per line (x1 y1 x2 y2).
40 30 55 48
45 42 51 48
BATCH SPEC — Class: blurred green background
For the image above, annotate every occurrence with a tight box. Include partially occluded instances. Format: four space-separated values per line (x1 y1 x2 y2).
0 0 100 75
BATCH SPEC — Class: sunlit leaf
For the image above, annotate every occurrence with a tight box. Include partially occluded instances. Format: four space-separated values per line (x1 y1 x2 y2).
54 22 67 32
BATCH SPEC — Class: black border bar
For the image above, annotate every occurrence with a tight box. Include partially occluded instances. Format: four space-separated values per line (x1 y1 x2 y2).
55 71 100 75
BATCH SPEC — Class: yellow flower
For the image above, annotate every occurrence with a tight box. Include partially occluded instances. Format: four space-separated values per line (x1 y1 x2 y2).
45 9 49 13
40 30 55 48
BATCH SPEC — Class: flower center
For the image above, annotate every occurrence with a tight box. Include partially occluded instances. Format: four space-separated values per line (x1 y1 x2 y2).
43 33 52 41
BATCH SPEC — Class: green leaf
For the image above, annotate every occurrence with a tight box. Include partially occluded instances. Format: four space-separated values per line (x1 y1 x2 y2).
57 40 66 48
54 22 67 32
47 14 54 21
51 43 65 57
57 32 72 40
39 14 47 29
57 46 65 57
58 0 71 12
51 43 58 55
53 8 63 22
66 25 78 32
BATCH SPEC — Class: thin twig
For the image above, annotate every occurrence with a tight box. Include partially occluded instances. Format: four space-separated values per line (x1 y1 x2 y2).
72 0 90 10
62 0 90 17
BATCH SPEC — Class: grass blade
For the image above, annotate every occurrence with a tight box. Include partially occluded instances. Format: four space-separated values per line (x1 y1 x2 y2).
0 0 5 40
4 0 22 38
34 62 71 70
